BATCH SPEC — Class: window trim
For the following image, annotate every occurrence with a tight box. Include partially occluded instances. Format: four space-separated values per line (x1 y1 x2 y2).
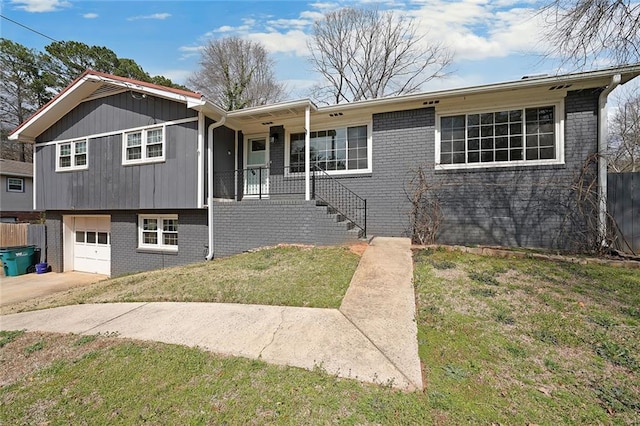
7 177 25 192
435 101 565 170
122 125 166 165
55 139 89 172
284 122 373 176
137 214 178 252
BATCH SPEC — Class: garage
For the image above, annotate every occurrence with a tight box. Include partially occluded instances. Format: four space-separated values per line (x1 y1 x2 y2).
67 216 111 275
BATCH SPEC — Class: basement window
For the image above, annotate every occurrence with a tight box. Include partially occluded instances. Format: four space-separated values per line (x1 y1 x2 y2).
138 214 178 251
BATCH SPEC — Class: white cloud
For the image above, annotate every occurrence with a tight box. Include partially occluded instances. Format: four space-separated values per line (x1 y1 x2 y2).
127 13 171 21
266 18 313 30
178 45 204 60
209 18 256 35
409 1 547 61
11 0 69 12
214 25 236 33
83 12 98 19
246 30 310 56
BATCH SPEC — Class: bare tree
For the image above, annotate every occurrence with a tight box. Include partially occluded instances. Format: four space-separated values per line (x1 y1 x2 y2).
308 7 452 104
188 37 285 110
608 88 640 172
542 0 640 67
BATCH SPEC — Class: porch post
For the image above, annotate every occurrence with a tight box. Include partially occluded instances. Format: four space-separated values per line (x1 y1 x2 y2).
304 104 311 201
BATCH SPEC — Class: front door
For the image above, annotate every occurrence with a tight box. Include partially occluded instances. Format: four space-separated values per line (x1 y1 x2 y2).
245 136 269 197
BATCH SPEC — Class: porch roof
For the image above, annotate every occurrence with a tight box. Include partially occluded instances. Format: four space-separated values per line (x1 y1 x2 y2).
224 63 640 133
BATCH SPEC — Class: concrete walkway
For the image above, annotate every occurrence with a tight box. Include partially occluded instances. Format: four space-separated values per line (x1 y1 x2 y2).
0 237 422 390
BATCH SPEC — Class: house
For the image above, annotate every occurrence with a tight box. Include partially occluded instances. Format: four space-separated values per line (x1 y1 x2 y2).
0 159 38 223
9 66 640 277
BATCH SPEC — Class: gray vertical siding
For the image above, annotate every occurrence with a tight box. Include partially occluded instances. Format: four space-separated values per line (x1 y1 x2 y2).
36 121 200 210
269 125 285 174
37 92 197 142
212 126 236 199
35 92 202 211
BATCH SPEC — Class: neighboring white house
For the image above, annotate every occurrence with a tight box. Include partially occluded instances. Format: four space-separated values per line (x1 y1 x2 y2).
0 159 36 223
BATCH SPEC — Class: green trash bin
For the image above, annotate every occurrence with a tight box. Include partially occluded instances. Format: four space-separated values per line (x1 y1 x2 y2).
1 245 37 277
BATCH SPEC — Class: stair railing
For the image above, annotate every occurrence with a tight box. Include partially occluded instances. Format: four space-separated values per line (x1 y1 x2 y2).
312 165 367 237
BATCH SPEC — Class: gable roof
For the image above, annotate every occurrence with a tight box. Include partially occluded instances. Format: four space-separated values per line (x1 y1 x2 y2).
9 70 226 142
0 159 33 177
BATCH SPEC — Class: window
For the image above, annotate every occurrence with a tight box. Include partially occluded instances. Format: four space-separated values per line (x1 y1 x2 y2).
138 214 178 251
56 139 88 171
7 177 24 192
76 230 110 245
437 105 561 168
123 126 165 164
288 125 370 174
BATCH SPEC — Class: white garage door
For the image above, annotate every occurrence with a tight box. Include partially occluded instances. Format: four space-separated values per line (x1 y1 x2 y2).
73 217 111 275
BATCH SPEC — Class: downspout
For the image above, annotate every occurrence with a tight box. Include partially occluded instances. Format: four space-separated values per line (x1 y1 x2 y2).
205 117 226 260
597 74 621 245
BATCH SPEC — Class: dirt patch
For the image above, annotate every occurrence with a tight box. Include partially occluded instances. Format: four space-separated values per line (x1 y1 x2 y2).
347 242 369 257
0 331 121 387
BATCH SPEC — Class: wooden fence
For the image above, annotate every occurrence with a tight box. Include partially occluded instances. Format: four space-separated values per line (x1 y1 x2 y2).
0 223 29 247
608 172 639 254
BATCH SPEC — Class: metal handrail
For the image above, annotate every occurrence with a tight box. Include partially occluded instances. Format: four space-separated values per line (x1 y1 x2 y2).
312 165 367 236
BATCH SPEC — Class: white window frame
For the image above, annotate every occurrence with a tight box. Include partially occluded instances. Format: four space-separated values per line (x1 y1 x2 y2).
284 122 373 176
137 214 178 252
435 101 565 170
56 139 89 172
122 125 166 165
7 177 24 192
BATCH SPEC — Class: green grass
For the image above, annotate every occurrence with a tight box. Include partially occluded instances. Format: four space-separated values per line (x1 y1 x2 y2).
413 248 640 424
0 333 430 425
0 329 24 347
2 247 638 424
4 246 360 313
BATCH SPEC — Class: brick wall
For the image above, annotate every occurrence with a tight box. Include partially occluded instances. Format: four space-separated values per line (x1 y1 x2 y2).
212 200 359 256
45 204 358 276
110 210 208 276
325 89 601 250
45 212 63 272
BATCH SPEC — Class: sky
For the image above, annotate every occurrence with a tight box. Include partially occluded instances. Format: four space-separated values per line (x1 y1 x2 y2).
0 0 615 101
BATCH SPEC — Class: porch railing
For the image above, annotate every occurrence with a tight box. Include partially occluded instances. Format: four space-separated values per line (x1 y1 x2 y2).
213 166 305 199
212 165 367 237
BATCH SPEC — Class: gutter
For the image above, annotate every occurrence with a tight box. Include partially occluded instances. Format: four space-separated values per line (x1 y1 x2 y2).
597 74 621 244
205 117 226 261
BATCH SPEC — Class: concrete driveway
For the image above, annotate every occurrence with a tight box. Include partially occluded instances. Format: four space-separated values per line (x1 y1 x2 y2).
0 271 108 307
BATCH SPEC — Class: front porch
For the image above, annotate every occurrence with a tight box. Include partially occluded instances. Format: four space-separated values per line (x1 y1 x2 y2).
211 165 367 238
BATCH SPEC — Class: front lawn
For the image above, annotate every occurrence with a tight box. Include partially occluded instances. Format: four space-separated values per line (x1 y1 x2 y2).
1 247 638 424
414 248 639 424
2 245 361 314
